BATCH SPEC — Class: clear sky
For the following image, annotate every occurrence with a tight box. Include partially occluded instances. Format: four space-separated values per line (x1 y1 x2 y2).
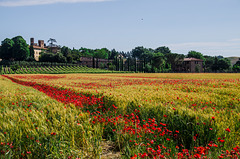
0 0 240 57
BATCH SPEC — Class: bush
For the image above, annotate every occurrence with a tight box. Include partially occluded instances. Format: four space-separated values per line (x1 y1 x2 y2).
39 53 67 63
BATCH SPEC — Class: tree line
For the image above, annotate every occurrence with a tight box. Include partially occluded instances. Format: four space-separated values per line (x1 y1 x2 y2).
0 36 239 72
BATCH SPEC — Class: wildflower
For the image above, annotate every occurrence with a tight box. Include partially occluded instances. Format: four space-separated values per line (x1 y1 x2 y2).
112 104 117 109
131 154 137 159
225 128 231 132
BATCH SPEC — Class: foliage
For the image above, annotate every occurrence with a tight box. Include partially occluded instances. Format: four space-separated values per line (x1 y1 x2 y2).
151 52 165 71
94 48 109 59
47 38 57 47
212 57 231 72
165 53 185 71
0 35 235 72
39 52 67 63
155 46 171 54
233 59 240 72
109 49 119 59
12 36 30 61
29 45 34 58
131 46 146 59
0 38 14 60
187 50 205 60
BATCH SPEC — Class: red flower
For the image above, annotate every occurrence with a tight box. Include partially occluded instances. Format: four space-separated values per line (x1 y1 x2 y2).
225 128 231 132
131 154 137 159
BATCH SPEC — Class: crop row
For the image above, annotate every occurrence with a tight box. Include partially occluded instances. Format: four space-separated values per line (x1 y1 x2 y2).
2 73 239 158
0 65 129 74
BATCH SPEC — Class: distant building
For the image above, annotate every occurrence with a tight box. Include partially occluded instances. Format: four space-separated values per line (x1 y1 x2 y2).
30 38 47 61
30 38 60 61
181 58 204 73
80 57 112 68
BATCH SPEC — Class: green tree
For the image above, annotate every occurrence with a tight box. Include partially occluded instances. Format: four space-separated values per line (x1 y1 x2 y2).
233 59 240 72
155 46 171 54
141 49 154 72
47 38 57 47
94 48 109 68
165 53 184 72
39 53 66 63
212 57 231 72
0 38 14 60
217 58 231 71
132 46 146 59
61 46 71 57
151 52 165 72
187 50 205 60
12 36 30 61
204 56 215 72
61 46 73 63
109 49 119 59
29 45 35 58
79 48 94 57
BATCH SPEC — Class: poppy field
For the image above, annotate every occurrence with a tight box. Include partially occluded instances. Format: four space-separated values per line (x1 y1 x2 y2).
1 73 240 158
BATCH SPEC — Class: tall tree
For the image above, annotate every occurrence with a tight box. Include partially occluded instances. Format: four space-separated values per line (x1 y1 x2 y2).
204 55 215 72
151 52 165 72
212 57 231 72
94 48 109 68
61 46 73 62
61 46 71 57
109 49 119 59
187 50 205 60
155 46 171 54
217 58 231 71
47 38 57 47
165 53 184 72
12 36 30 61
0 38 14 60
29 45 35 58
132 46 146 59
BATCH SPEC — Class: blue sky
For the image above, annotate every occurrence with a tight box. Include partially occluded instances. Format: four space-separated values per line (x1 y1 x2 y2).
0 0 240 57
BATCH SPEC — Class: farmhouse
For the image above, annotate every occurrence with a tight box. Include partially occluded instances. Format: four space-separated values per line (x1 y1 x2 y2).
182 58 204 73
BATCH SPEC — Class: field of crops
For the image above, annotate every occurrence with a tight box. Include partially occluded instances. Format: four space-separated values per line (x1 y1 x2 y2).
1 65 127 74
1 73 240 158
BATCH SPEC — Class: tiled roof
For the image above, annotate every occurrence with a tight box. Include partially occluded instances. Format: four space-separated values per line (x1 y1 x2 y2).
31 45 47 50
184 58 203 61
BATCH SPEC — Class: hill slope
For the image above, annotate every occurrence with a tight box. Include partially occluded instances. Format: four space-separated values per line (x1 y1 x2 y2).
226 56 240 66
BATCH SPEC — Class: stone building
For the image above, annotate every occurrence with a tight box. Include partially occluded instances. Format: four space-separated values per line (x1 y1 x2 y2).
182 58 204 73
30 38 47 61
